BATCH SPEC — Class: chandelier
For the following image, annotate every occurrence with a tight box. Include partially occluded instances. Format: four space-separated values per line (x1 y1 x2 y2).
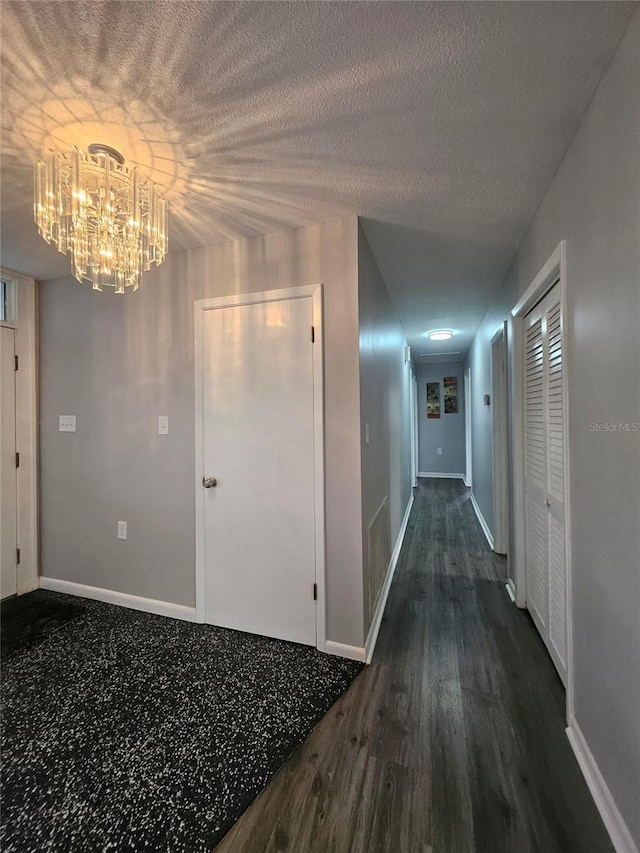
34 144 168 292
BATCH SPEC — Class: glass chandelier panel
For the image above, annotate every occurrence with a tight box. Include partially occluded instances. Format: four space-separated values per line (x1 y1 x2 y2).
34 145 168 292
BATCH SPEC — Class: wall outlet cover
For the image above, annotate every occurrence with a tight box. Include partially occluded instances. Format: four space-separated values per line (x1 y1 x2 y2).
59 415 76 432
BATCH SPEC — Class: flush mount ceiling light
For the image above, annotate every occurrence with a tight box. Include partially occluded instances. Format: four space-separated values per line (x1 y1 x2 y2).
34 144 168 292
427 329 453 341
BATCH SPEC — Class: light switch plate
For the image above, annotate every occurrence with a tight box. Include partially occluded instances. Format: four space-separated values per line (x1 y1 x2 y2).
117 521 127 540
59 415 76 432
158 416 169 435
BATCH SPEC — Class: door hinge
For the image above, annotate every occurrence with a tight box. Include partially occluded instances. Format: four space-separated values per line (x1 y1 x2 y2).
313 582 318 601
15 354 19 370
15 452 20 468
16 547 21 565
311 325 315 343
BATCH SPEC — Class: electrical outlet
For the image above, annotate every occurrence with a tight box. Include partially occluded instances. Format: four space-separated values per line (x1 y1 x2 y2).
437 447 443 455
158 416 169 435
117 521 127 540
59 415 76 432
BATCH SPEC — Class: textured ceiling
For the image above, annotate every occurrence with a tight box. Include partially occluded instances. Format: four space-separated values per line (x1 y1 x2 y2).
1 1 636 355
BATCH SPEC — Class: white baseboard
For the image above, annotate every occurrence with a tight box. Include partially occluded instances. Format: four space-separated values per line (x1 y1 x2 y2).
39 577 197 622
505 578 516 603
463 476 471 487
469 491 495 549
364 494 414 664
324 494 415 667
325 640 366 662
418 472 465 479
566 718 638 853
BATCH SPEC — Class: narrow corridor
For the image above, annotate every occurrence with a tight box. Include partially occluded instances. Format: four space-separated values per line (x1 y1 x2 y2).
215 478 613 852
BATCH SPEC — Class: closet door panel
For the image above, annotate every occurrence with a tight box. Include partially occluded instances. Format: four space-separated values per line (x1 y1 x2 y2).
523 282 567 685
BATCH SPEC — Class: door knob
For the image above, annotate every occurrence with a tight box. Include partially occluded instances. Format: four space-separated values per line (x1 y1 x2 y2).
203 476 218 489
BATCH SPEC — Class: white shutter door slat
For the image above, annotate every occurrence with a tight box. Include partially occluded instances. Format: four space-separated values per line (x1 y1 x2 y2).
548 515 567 668
546 305 564 503
526 496 547 628
525 318 545 489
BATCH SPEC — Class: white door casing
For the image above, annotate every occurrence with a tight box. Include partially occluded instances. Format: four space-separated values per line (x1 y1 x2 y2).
1 326 17 599
410 368 418 487
464 368 472 488
0 269 38 598
194 285 325 649
491 325 509 557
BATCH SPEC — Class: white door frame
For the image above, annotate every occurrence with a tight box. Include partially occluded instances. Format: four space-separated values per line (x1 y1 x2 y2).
409 366 418 487
510 240 573 719
413 374 419 486
1 268 38 596
491 323 509 556
194 284 326 652
464 368 472 488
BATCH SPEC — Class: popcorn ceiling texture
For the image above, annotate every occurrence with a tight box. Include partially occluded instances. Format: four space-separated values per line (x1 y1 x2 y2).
0 1 636 351
0 591 362 852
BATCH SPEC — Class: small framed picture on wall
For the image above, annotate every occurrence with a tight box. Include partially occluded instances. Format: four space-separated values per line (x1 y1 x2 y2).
427 382 440 418
444 375 458 414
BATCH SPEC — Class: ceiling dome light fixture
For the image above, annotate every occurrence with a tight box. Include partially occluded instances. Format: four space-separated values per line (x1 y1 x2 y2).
427 329 453 341
34 144 168 292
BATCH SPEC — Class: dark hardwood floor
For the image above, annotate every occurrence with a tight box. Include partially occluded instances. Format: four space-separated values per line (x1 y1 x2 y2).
214 478 613 853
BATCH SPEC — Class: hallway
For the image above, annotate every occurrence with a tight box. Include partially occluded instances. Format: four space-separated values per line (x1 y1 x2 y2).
215 478 613 852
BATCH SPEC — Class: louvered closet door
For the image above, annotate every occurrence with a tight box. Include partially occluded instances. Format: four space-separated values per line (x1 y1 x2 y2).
524 281 567 685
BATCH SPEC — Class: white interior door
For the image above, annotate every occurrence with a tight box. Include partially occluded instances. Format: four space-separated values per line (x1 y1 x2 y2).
1 326 18 599
201 295 317 646
524 281 567 683
464 368 472 488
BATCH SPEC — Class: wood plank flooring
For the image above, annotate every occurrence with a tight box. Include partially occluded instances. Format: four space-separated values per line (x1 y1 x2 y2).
214 478 613 853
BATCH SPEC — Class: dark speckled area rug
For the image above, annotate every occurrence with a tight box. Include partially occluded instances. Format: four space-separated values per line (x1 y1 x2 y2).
1 589 89 660
0 593 362 852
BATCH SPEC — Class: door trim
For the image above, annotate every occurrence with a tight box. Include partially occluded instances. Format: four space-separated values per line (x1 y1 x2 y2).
1 267 38 596
409 367 418 487
510 240 573 720
194 284 326 652
491 323 509 556
464 368 472 488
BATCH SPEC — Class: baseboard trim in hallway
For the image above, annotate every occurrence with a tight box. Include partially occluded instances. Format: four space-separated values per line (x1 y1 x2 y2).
566 719 639 853
469 491 495 549
418 471 465 479
325 641 366 662
325 495 414 665
38 577 197 622
365 494 414 664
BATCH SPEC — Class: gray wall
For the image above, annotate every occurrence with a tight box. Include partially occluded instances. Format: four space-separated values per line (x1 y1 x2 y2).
357 222 412 632
465 305 506 533
465 11 640 844
416 362 466 476
39 216 366 648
